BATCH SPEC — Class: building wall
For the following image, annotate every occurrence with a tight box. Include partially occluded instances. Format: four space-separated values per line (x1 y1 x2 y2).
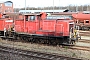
0 1 13 13
0 3 4 13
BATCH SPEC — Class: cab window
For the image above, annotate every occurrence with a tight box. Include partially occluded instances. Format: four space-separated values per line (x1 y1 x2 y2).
86 20 89 23
30 16 35 21
25 15 28 21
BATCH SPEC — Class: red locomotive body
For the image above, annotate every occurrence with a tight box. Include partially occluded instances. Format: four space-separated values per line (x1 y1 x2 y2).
0 13 13 37
0 12 80 45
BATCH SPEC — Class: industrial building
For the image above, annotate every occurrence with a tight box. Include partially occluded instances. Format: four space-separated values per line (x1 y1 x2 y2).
0 1 13 13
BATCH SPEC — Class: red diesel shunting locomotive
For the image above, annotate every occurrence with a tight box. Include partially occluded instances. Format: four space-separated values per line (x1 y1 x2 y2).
0 12 80 45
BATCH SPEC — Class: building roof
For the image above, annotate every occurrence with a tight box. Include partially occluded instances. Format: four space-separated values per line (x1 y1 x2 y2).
19 9 68 13
0 1 13 3
4 1 13 3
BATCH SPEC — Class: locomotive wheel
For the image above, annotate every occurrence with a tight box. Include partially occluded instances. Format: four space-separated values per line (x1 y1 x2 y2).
68 38 76 45
71 40 76 45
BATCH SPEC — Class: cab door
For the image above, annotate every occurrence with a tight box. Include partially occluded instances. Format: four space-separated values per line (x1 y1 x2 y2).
26 15 37 33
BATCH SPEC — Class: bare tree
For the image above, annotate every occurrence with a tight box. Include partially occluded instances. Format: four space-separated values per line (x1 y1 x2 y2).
14 5 90 12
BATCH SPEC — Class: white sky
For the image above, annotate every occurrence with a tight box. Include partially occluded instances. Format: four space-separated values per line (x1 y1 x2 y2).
1 0 90 8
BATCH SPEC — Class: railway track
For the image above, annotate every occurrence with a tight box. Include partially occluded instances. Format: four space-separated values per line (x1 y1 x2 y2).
69 45 90 51
0 38 90 52
61 43 90 51
79 39 90 43
79 30 90 33
70 40 90 51
79 33 90 36
61 37 90 51
0 45 82 60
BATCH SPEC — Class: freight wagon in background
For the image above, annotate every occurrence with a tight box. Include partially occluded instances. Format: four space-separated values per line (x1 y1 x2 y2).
72 12 90 30
0 12 81 45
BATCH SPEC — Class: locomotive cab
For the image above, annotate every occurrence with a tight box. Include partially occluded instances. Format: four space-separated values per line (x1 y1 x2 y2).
22 12 47 33
23 12 47 21
24 14 36 21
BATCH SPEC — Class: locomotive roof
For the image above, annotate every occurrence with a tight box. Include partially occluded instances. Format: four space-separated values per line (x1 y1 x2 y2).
50 12 78 15
23 13 41 16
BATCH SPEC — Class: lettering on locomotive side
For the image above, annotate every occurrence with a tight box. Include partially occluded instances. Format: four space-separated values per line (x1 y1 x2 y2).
5 20 13 22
